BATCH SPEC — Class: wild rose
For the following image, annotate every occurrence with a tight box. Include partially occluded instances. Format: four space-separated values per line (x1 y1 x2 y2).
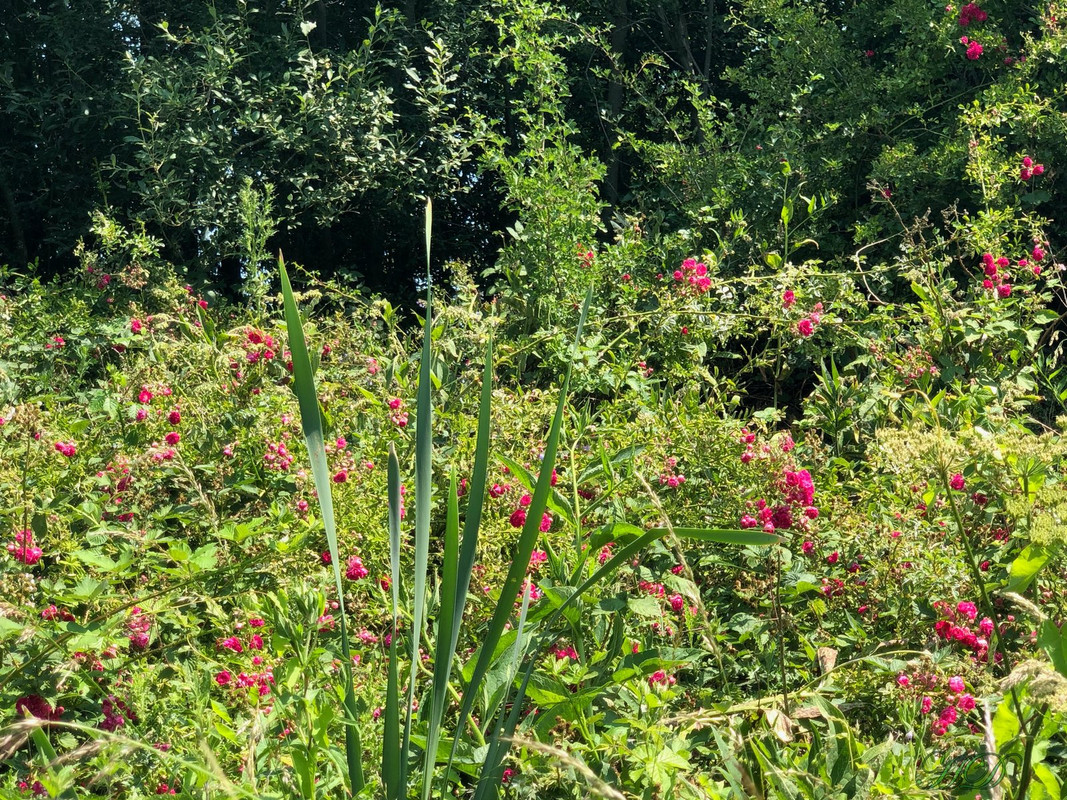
7 530 42 566
897 674 910 688
333 470 348 483
957 2 987 24
168 410 181 425
220 636 244 653
346 556 369 580
139 387 154 404
965 39 983 59
949 473 965 491
131 318 143 333
827 551 839 565
801 540 815 555
509 508 527 529
15 695 64 721
997 284 1011 298
797 318 814 337
947 675 965 693
539 513 552 533
782 290 796 309
598 543 614 564
670 594 685 612
164 431 180 445
55 441 77 458
489 483 508 498
648 670 676 687
921 696 933 714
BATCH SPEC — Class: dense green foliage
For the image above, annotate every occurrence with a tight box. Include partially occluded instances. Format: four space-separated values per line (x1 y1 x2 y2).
3 0 1067 798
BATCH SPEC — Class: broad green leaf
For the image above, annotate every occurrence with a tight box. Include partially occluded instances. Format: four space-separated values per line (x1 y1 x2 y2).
72 550 118 571
627 595 662 617
1034 763 1061 800
992 699 1020 745
1007 545 1049 593
1039 619 1067 678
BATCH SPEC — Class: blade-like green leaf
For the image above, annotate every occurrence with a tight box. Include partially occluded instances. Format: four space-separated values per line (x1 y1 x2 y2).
421 469 461 800
472 581 534 800
402 198 435 790
1039 618 1067 679
437 335 495 796
453 333 494 643
450 287 594 773
279 255 364 793
383 443 403 800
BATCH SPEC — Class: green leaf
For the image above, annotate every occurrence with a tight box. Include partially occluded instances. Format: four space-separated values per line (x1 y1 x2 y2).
290 744 315 799
0 616 23 641
402 198 435 792
992 699 1020 745
280 254 364 794
383 443 402 800
1007 545 1049 593
421 468 460 800
627 595 662 617
1039 619 1067 679
73 549 118 571
464 287 594 800
1034 763 1061 800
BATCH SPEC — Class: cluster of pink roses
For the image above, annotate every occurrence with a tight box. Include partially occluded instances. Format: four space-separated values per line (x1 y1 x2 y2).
959 36 983 59
898 670 978 737
1019 155 1045 181
739 466 818 535
783 291 823 337
7 529 43 566
215 617 274 697
932 600 1001 663
672 258 712 295
979 241 1047 297
957 2 988 25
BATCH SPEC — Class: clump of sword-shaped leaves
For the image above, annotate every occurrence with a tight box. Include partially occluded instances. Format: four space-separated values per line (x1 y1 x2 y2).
281 199 780 799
